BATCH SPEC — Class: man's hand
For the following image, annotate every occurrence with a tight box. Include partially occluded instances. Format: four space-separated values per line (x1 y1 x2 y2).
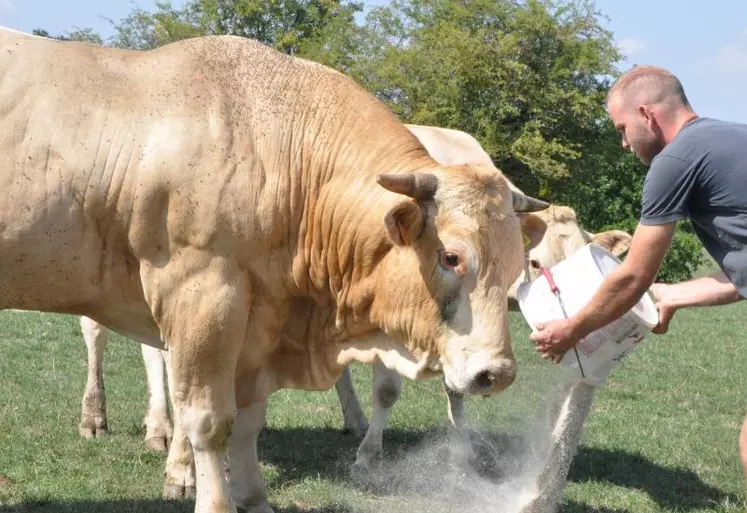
648 273 742 334
650 283 677 334
529 318 583 363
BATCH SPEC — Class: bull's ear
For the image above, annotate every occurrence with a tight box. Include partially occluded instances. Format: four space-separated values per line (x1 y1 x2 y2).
590 229 632 256
384 200 426 246
518 213 547 252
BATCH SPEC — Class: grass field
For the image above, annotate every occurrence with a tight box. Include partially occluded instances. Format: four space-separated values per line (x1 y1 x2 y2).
0 293 746 512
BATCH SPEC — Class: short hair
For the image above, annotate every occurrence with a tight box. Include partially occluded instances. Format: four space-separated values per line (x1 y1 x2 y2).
607 65 691 108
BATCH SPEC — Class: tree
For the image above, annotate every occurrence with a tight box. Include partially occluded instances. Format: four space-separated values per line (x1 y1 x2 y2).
353 0 620 183
33 27 104 45
106 0 364 70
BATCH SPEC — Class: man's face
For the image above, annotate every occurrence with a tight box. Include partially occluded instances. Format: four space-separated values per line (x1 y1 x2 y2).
607 94 665 165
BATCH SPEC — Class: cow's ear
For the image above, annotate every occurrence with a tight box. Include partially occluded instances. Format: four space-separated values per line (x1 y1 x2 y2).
590 229 632 256
518 213 547 252
384 200 426 246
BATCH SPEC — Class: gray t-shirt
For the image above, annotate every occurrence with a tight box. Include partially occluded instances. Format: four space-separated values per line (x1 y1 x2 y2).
640 117 747 297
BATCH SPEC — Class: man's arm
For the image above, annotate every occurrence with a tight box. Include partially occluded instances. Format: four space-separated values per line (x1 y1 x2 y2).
531 222 675 361
653 271 741 308
651 271 743 333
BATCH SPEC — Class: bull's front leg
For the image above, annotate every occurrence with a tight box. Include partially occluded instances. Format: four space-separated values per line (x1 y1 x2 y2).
145 257 251 513
445 383 465 429
444 381 502 480
141 344 174 452
161 350 196 499
227 401 273 513
351 363 401 480
79 317 109 439
335 366 370 437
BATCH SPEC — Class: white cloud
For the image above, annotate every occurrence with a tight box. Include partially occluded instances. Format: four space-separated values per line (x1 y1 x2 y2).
707 29 747 77
616 37 647 59
0 0 14 13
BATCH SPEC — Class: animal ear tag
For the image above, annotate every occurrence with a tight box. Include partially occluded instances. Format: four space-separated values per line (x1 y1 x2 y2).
523 232 532 247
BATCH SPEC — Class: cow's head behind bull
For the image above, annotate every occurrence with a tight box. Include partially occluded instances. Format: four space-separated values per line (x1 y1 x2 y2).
358 162 547 397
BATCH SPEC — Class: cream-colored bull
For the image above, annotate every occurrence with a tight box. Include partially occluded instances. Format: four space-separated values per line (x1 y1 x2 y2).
74 124 629 513
0 30 549 513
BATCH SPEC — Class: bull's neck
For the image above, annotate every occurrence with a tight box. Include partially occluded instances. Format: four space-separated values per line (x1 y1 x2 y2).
282 83 433 328
233 57 436 328
292 169 405 332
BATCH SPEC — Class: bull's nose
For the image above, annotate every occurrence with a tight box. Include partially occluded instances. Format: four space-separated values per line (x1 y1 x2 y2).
473 370 494 391
468 364 516 396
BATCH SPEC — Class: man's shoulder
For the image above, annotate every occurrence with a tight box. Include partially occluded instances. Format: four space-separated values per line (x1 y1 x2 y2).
658 117 747 163
649 151 690 175
670 117 747 147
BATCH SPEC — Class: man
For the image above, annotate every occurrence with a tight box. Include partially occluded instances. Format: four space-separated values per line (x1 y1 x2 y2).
529 64 747 487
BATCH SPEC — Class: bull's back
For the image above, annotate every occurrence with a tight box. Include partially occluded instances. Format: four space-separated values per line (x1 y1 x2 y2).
0 30 170 329
0 30 289 334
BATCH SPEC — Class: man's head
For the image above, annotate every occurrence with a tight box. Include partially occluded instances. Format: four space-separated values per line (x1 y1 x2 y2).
606 65 696 165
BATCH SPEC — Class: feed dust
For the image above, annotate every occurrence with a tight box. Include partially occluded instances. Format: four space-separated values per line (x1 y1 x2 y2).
348 376 593 513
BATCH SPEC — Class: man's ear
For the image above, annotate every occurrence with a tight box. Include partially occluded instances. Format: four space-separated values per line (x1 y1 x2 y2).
518 213 547 252
639 104 655 127
384 200 427 246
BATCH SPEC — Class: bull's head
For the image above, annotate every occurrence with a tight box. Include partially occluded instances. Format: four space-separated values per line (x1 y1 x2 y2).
368 163 548 396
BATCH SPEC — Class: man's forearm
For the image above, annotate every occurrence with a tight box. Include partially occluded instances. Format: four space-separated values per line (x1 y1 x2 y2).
660 271 742 308
570 265 651 338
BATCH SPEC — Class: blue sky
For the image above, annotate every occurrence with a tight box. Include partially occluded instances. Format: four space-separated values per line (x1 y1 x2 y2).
2 0 747 123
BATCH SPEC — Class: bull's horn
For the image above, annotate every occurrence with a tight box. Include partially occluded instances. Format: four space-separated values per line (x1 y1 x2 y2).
512 191 549 212
377 173 439 201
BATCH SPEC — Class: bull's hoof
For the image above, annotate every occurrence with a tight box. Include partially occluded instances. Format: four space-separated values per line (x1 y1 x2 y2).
145 435 169 452
243 507 274 513
143 415 173 452
163 483 196 499
78 418 108 439
462 429 503 481
144 423 172 452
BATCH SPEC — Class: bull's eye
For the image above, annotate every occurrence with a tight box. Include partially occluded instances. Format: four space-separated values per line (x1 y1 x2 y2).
442 251 460 268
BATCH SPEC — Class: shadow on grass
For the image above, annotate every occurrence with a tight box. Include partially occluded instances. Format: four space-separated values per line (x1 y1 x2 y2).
0 499 352 513
258 425 438 477
558 500 631 513
567 446 743 510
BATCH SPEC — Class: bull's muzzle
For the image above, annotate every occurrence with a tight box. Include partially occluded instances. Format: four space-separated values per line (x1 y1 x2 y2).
465 359 517 396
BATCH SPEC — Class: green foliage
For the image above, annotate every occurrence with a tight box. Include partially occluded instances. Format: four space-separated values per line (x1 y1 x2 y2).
352 0 621 182
656 228 706 283
32 27 104 45
106 0 364 70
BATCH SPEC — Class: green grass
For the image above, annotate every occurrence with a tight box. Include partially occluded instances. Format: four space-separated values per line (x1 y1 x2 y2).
0 298 746 512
